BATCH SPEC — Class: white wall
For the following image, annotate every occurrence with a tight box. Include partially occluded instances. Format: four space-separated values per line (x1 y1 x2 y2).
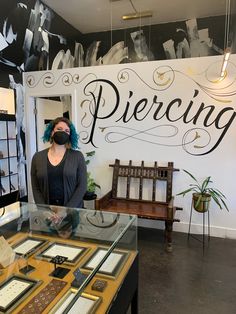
24 55 236 239
0 87 15 114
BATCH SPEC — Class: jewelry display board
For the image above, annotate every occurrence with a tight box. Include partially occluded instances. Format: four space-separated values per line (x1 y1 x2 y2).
81 247 129 278
17 279 67 314
12 237 47 257
49 290 101 314
0 275 41 313
36 242 88 265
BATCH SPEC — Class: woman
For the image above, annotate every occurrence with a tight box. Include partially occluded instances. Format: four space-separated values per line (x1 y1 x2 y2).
31 117 87 208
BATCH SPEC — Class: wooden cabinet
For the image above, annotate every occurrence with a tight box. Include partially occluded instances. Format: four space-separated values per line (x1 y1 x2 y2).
0 113 18 206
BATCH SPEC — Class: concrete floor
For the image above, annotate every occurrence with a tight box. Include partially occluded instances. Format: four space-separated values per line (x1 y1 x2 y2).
137 227 236 314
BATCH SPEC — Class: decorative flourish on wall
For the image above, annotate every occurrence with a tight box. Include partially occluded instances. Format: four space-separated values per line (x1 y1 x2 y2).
182 128 211 155
118 63 236 102
80 123 209 156
100 125 201 148
25 72 97 88
118 66 175 91
79 62 236 155
175 61 236 103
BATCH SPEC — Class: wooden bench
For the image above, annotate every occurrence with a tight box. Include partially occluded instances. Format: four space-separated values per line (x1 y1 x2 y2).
95 159 182 252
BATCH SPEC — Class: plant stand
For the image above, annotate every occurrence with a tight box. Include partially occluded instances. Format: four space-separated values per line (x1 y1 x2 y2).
84 199 96 210
188 199 210 253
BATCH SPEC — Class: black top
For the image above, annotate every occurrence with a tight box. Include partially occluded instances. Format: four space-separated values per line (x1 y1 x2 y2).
47 155 66 206
31 148 87 208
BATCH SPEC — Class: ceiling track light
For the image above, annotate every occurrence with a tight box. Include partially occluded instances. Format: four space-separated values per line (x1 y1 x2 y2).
122 10 152 20
122 0 152 20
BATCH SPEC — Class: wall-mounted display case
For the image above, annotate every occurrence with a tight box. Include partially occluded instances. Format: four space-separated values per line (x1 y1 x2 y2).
0 202 138 314
0 114 18 207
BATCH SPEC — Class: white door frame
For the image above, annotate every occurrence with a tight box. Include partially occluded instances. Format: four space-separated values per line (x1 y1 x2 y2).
24 89 77 202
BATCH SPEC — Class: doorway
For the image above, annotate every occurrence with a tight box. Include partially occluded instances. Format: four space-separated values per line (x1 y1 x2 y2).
35 96 71 151
25 93 74 202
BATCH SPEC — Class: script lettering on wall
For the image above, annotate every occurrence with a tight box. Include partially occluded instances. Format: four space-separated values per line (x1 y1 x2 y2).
79 63 236 155
25 59 236 156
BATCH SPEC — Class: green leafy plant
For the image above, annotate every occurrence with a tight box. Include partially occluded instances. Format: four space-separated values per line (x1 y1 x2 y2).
177 169 228 211
85 151 101 194
87 171 101 193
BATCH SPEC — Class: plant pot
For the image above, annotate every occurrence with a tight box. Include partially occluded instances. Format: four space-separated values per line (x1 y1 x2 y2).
83 191 97 201
192 193 211 213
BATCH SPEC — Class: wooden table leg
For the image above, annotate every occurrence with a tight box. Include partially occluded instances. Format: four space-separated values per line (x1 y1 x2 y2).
165 220 173 252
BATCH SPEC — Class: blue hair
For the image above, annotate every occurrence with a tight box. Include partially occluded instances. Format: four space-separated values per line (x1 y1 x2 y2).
42 117 79 149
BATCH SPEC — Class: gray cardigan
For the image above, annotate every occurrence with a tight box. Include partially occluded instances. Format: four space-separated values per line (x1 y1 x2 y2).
31 148 87 208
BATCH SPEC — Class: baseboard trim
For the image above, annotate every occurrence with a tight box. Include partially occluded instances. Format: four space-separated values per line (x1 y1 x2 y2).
138 219 236 239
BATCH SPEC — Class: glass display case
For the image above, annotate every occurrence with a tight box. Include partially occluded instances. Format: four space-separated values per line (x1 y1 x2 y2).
0 202 138 314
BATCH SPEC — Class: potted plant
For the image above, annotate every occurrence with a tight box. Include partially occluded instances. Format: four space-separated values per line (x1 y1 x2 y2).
83 151 101 200
177 170 228 212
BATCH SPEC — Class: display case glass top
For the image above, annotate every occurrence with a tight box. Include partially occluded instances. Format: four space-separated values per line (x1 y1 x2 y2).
0 202 138 314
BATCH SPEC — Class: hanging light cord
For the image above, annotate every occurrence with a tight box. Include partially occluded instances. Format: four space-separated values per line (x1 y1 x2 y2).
220 0 231 78
129 0 138 13
110 0 113 48
129 0 141 29
224 0 231 50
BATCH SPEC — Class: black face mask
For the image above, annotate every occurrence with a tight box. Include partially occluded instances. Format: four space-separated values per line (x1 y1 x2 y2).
52 131 70 145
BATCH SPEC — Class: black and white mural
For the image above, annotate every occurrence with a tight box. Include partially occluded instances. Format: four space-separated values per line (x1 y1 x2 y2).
0 0 82 199
82 15 226 64
0 0 82 77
